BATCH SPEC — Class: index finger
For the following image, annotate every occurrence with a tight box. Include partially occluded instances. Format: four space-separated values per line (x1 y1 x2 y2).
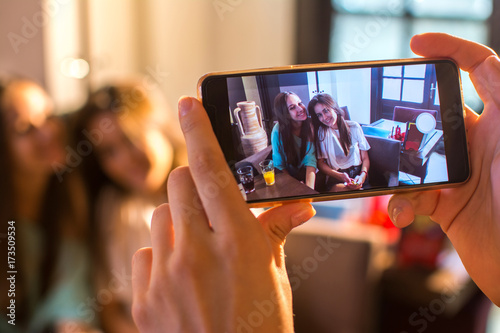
150 203 174 270
410 33 497 72
410 33 500 106
132 247 153 301
177 96 254 232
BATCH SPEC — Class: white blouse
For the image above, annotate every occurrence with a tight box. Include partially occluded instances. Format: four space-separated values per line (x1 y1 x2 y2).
317 121 370 170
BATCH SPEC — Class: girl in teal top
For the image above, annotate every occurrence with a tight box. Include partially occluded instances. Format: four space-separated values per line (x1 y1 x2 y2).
271 91 317 189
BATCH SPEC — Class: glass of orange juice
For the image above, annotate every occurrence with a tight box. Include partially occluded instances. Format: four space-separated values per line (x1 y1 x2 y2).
259 159 275 186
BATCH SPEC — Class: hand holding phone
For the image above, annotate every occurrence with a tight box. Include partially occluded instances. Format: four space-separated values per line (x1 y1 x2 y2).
388 33 500 306
131 97 316 332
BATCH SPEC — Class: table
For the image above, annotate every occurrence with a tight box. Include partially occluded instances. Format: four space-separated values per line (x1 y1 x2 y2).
242 170 318 202
365 119 444 183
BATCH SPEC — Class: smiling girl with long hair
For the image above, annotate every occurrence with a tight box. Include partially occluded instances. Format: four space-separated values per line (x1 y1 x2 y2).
271 91 316 189
309 93 370 191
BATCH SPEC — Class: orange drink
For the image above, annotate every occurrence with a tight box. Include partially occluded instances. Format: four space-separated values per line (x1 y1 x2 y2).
263 170 275 186
259 159 275 186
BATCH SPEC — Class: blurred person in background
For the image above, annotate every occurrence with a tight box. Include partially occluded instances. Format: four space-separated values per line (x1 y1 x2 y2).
73 82 186 333
0 78 97 332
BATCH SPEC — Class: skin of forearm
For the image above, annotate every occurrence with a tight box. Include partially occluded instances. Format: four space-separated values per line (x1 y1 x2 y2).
318 160 343 180
305 166 316 189
361 150 370 174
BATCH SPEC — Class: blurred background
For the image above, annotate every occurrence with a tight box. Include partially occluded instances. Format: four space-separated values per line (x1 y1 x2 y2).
2 0 498 116
1 0 499 332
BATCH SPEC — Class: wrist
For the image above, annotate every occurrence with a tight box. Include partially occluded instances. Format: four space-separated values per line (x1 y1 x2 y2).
332 169 344 179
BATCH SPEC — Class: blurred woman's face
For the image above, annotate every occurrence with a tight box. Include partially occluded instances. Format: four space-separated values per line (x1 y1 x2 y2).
4 82 65 175
313 103 338 128
286 94 307 123
88 113 173 194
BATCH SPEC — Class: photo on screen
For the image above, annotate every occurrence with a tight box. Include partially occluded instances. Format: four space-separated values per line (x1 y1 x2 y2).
225 64 448 201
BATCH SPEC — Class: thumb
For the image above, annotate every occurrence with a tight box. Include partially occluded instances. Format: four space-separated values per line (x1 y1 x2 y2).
469 55 500 107
258 202 316 243
388 190 440 228
257 202 316 266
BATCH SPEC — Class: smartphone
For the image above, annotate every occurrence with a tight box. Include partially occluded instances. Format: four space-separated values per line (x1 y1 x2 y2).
198 58 469 207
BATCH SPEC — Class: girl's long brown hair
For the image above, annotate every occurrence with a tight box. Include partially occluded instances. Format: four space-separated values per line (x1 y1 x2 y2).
273 91 314 167
71 83 186 284
308 93 352 157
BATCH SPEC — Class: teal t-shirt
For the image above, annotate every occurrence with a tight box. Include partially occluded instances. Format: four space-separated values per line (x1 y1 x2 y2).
271 123 317 180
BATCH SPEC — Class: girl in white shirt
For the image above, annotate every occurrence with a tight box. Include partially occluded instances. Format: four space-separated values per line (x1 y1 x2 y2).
308 93 370 191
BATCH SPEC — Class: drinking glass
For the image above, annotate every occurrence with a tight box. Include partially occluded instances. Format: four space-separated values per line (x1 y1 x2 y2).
259 159 275 186
237 166 255 193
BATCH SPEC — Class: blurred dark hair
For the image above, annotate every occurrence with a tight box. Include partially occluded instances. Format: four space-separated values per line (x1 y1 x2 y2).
308 93 351 156
273 91 314 167
70 85 120 200
72 83 185 198
71 83 186 279
0 78 78 329
0 80 14 221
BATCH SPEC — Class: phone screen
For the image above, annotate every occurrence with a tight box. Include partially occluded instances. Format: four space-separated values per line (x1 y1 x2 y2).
199 59 469 206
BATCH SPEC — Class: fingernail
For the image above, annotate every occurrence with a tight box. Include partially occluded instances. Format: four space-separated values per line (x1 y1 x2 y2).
488 55 500 74
490 55 500 67
292 206 316 226
392 206 403 224
178 96 193 118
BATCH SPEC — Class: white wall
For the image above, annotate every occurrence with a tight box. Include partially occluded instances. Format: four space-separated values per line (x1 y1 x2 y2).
0 0 46 86
39 0 297 117
308 68 372 125
43 0 88 112
2 1 296 114
334 68 371 124
87 0 141 85
142 0 297 118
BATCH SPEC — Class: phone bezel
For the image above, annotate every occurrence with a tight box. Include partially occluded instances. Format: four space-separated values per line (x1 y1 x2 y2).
198 58 469 208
